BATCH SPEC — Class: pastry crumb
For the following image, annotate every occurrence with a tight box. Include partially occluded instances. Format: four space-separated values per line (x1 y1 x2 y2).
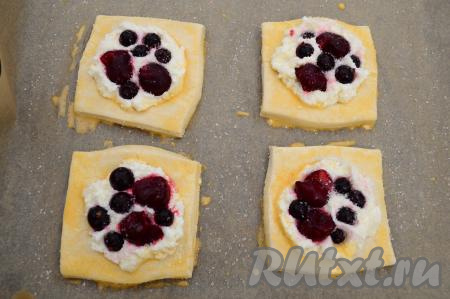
236 111 250 117
327 140 356 147
51 85 69 117
67 279 82 285
103 139 114 148
178 151 192 159
176 281 189 287
75 114 99 134
69 25 86 71
194 238 202 267
67 102 75 128
289 142 305 147
12 290 35 299
257 225 265 247
338 2 346 10
201 196 212 206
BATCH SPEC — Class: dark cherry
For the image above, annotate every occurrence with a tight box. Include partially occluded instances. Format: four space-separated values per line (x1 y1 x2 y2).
119 211 163 246
336 207 356 225
294 180 329 208
104 231 124 252
109 192 134 214
351 55 361 68
302 32 315 39
100 50 133 85
295 63 327 92
87 206 110 231
131 45 150 57
119 81 139 99
316 52 335 71
296 42 314 59
288 200 309 221
155 48 172 64
133 176 171 210
348 190 366 208
109 167 135 191
138 63 172 96
304 169 333 192
334 177 352 194
331 228 346 244
155 208 174 226
335 65 355 84
316 32 350 59
143 33 161 48
297 209 336 242
119 30 138 47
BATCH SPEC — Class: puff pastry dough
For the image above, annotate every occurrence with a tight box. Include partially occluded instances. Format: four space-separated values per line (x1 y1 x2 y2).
261 18 378 131
74 15 206 137
263 146 395 275
60 145 202 285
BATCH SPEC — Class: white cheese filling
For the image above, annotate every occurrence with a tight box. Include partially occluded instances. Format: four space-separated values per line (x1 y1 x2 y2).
271 17 369 107
89 22 186 111
279 158 381 258
84 160 184 272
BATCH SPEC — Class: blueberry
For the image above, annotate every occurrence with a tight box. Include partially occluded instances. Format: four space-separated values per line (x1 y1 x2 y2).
296 42 314 59
143 33 161 48
336 207 356 225
335 65 355 84
317 53 335 71
119 30 138 47
302 32 315 39
104 231 124 252
109 167 134 191
331 228 346 244
110 192 134 214
154 208 174 226
334 177 352 194
87 206 110 231
288 200 309 221
155 48 172 64
348 190 366 208
351 55 361 68
131 45 149 57
119 81 139 99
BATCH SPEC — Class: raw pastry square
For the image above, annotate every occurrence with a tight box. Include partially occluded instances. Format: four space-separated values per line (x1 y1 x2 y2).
263 146 395 275
74 15 206 137
261 19 378 130
60 145 202 285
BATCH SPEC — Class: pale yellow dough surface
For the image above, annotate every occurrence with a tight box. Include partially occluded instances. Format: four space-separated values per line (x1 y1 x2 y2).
261 18 378 131
60 145 202 285
74 15 206 137
263 146 395 276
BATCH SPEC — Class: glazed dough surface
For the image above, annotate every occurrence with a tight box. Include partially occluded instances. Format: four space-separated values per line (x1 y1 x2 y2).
74 15 206 137
263 146 395 276
261 18 378 131
60 145 202 285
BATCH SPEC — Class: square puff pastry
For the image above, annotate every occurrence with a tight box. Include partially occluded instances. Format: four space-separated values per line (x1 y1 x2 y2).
74 15 206 137
261 18 378 131
263 146 395 276
60 145 202 285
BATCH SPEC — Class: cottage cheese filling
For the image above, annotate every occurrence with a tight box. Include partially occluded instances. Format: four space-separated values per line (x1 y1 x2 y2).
84 160 184 272
279 158 380 257
89 22 186 111
271 17 369 107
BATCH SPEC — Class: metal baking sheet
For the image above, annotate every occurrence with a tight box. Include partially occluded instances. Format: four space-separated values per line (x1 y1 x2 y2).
0 0 448 298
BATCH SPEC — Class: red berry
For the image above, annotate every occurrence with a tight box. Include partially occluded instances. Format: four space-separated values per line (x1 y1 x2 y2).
316 32 350 59
100 50 133 85
294 180 329 208
133 176 170 210
295 63 327 92
119 211 163 246
138 63 172 96
297 209 336 242
304 169 333 192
